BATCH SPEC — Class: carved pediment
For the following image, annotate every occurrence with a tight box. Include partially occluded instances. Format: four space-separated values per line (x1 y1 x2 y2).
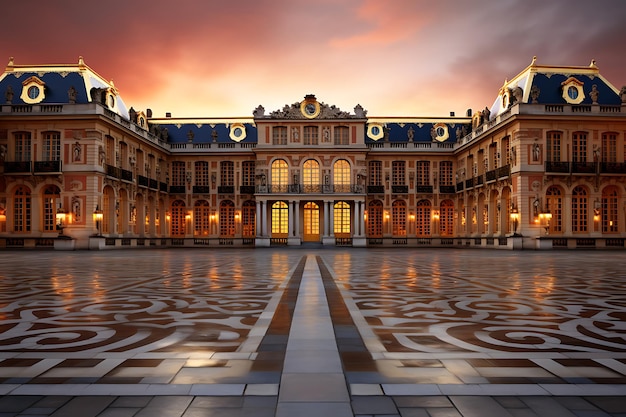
266 96 366 120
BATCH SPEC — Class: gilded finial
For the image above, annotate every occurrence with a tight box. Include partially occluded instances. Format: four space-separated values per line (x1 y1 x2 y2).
590 59 597 67
7 57 14 67
78 56 85 66
531 56 537 65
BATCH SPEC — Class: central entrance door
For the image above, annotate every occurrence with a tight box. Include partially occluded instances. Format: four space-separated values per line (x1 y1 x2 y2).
303 202 320 242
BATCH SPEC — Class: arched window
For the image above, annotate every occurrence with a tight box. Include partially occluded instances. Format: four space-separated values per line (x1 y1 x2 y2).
392 200 407 237
170 200 186 237
602 186 619 233
42 185 60 232
242 200 256 237
220 200 235 237
13 186 31 232
334 201 351 236
271 201 289 236
194 200 210 236
367 200 383 237
416 199 431 237
440 200 454 236
546 186 562 234
303 159 320 192
271 159 288 193
333 159 351 192
571 186 588 233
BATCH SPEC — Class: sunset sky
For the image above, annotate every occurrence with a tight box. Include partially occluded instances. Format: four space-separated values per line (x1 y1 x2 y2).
2 0 625 118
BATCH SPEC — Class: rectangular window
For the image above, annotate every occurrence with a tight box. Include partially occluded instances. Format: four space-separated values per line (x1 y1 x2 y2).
368 161 382 186
416 161 430 186
14 132 31 162
334 126 349 145
242 161 255 186
547 131 561 162
195 161 209 186
43 131 60 162
572 132 587 162
220 161 234 186
602 132 617 163
303 126 318 145
392 161 405 186
172 161 185 186
502 137 510 166
272 126 287 145
439 161 453 186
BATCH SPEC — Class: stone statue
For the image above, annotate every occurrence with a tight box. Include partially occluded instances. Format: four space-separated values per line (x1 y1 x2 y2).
590 84 599 105
253 105 265 117
530 85 541 104
5 85 13 103
407 126 414 142
323 126 330 142
73 142 81 161
68 86 77 104
0 144 6 161
354 104 367 118
292 127 299 142
187 129 194 142
482 106 491 123
532 143 540 162
511 86 523 104
620 86 626 104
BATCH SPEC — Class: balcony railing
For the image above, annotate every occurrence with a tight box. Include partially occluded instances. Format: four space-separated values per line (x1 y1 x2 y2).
121 168 133 182
485 169 497 182
218 185 235 194
159 182 168 192
255 184 365 194
416 185 433 193
240 185 256 194
392 185 409 194
105 164 122 178
4 161 31 173
545 161 570 173
193 185 211 194
456 182 464 192
439 185 456 194
138 175 149 187
600 162 626 174
169 185 186 194
34 160 62 173
367 185 385 194
496 165 511 178
571 162 596 174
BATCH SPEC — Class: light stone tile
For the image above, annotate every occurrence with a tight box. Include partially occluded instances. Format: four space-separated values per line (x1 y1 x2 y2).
350 383 384 396
244 384 280 396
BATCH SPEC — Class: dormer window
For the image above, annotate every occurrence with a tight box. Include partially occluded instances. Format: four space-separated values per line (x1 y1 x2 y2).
561 77 585 104
20 76 46 104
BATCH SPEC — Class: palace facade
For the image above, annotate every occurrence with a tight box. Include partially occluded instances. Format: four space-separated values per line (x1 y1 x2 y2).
1 57 625 250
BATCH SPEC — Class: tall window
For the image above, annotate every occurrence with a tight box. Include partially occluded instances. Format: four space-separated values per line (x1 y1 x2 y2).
303 126 318 145
571 186 588 233
195 161 209 187
272 126 287 145
42 185 60 232
601 132 618 163
602 186 619 233
242 161 255 186
220 200 235 237
14 132 31 162
546 131 562 162
333 159 350 192
440 200 454 236
271 201 289 236
170 200 186 237
194 200 210 236
220 161 234 186
416 199 431 237
334 126 349 145
172 161 185 186
303 159 320 192
439 161 453 186
333 201 351 236
367 200 383 237
502 136 511 166
368 161 382 186
43 131 61 162
242 200 256 237
13 186 31 232
392 161 405 186
546 186 562 233
572 132 587 162
392 200 406 237
271 159 288 192
416 161 430 186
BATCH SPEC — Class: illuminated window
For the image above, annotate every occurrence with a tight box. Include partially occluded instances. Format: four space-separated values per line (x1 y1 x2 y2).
392 200 407 237
271 159 288 193
572 132 587 162
440 200 454 236
602 186 619 233
439 161 453 186
416 199 431 237
42 131 60 162
334 126 349 145
271 201 289 236
42 185 60 232
571 186 588 233
170 200 186 237
272 126 287 145
14 132 31 162
304 202 320 238
392 161 405 186
546 131 562 162
303 126 318 145
13 186 31 232
416 161 430 186
220 161 234 186
303 159 320 192
195 162 209 187
546 186 562 233
367 200 383 237
368 161 382 186
242 200 256 237
333 201 351 236
194 200 210 236
172 161 185 186
242 161 255 186
220 200 235 237
333 159 350 192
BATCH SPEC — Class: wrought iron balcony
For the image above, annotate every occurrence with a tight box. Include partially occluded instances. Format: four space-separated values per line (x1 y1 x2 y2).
34 160 61 173
439 185 456 194
169 185 186 194
392 185 409 194
4 161 31 173
218 185 235 194
600 162 626 174
416 185 433 193
193 185 211 194
545 161 569 173
367 185 385 194
138 175 149 187
121 168 133 182
105 164 122 178
239 185 256 194
571 162 596 173
159 182 168 192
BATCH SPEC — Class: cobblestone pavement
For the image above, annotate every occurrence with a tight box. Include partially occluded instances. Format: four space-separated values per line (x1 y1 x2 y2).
0 248 624 416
